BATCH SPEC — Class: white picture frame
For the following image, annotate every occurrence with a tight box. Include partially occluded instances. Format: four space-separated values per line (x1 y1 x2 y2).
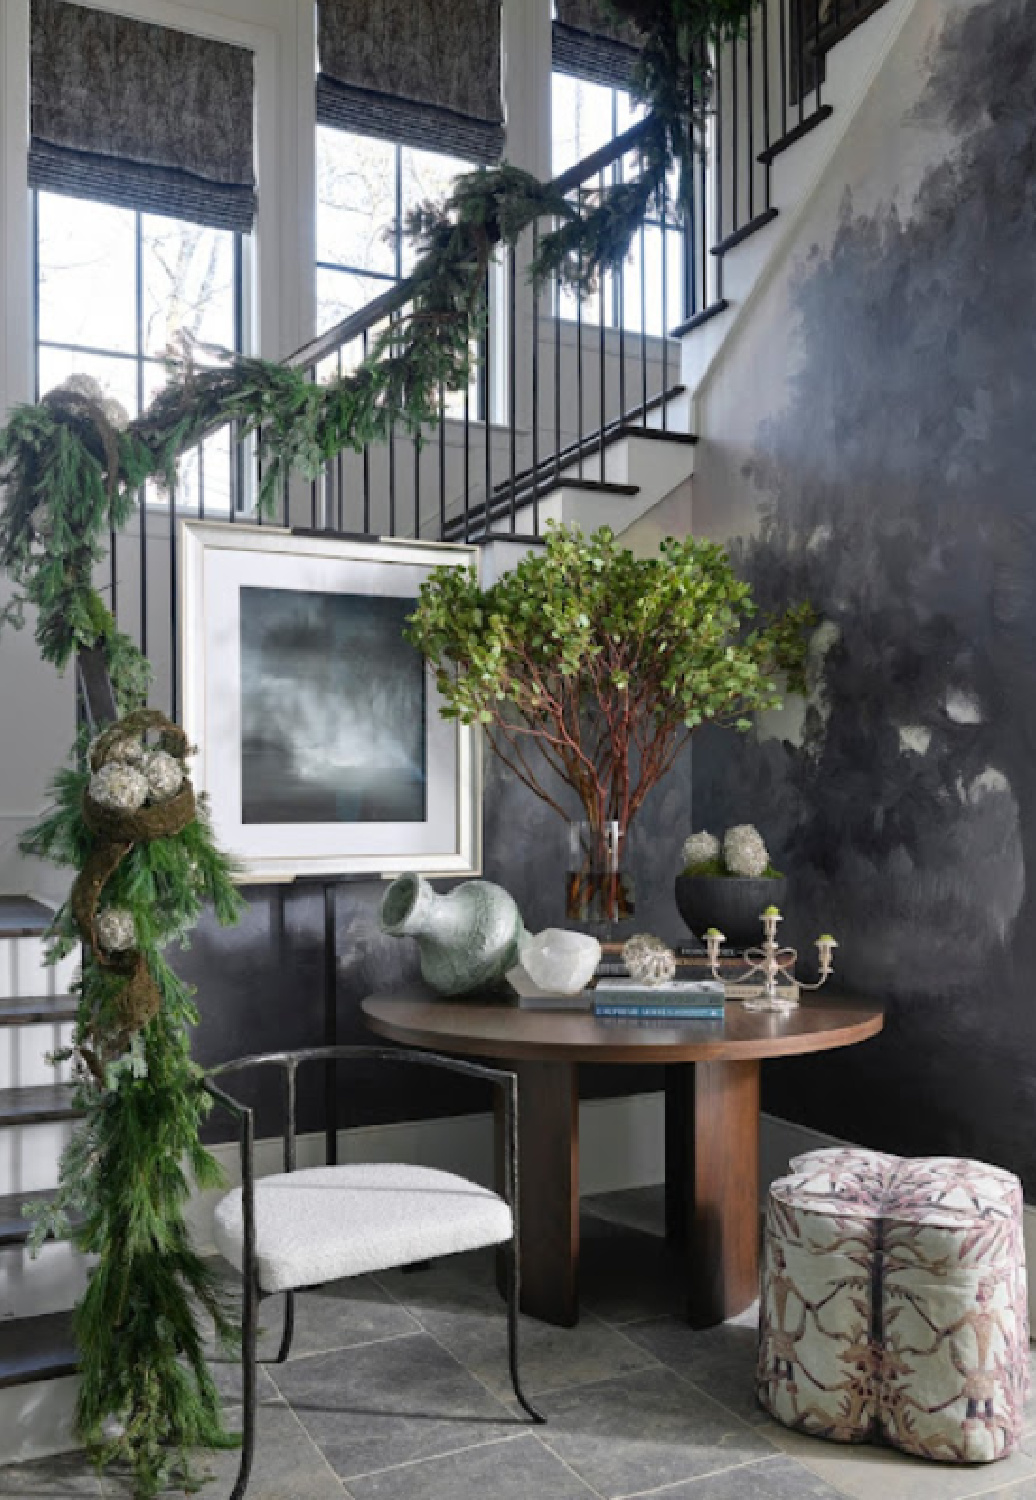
179 521 482 881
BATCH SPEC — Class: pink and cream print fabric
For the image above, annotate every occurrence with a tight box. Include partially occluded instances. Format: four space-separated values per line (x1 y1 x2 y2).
757 1147 1029 1463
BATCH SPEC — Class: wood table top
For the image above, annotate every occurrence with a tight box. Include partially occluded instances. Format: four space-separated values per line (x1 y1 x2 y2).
362 987 884 1064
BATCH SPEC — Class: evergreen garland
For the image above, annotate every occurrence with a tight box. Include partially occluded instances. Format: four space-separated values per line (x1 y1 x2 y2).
0 5 762 1492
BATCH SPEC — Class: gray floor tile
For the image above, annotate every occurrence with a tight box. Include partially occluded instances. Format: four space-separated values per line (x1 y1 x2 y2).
624 1309 768 1426
345 1432 595 1500
97 1405 347 1500
538 1365 774 1499
636 1453 854 1498
267 1329 517 1482
264 1277 423 1362
0 1454 101 1496
375 1249 659 1400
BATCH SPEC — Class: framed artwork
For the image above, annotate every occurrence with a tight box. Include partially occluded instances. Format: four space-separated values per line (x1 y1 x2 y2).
179 522 482 881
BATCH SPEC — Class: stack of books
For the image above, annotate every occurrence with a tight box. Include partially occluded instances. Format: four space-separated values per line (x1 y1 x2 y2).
592 977 725 1020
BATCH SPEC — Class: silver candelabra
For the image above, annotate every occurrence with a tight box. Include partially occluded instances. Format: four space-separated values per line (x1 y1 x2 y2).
704 906 837 1012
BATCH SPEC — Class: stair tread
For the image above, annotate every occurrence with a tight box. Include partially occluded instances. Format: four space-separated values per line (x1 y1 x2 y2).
0 1311 78 1388
0 1084 78 1127
0 1189 68 1246
0 994 77 1025
0 897 54 939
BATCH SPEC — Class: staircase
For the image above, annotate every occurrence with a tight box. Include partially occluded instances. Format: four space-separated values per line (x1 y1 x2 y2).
1 0 913 1463
0 897 82 1462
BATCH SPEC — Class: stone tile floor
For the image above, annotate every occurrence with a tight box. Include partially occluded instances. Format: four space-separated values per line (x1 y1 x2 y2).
3 1186 1036 1500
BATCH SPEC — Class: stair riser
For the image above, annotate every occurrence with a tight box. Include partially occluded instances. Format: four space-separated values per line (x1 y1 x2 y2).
1 1026 74 1091
0 1376 79 1463
0 1242 89 1321
0 1121 76 1198
0 939 76 1002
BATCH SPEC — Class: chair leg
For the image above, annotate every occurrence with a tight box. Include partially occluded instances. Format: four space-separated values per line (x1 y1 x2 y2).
506 1237 546 1424
230 1268 261 1500
274 1289 295 1364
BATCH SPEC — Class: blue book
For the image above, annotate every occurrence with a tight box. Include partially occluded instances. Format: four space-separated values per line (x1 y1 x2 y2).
593 1003 726 1020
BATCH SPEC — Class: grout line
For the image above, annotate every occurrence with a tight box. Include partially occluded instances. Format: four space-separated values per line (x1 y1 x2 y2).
263 1326 424 1382
531 1431 608 1499
340 1430 527 1484
276 1394 354 1497
613 1452 777 1500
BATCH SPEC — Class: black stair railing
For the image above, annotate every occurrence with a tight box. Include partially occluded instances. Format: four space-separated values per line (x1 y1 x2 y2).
99 4 896 722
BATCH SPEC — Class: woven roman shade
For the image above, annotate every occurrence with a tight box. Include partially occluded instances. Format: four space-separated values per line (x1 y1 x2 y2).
316 0 504 163
554 0 643 88
29 0 256 232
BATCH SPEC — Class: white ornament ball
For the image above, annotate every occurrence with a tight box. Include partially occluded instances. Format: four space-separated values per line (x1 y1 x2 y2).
102 735 146 766
144 750 184 802
723 824 770 879
95 907 136 953
623 933 677 986
681 830 721 871
88 762 149 814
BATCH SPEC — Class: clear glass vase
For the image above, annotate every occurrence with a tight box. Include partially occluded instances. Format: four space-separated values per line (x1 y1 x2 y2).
565 820 635 943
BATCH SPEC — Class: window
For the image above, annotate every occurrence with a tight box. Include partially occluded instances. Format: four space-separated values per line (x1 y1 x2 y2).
35 191 243 513
316 128 470 332
551 72 687 334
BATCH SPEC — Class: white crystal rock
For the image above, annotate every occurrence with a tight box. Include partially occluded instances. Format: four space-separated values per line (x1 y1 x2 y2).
512 928 601 995
723 823 770 878
681 830 721 871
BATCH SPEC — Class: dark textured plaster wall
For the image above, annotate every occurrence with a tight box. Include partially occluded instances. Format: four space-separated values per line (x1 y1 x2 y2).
694 0 1036 1190
183 737 690 1142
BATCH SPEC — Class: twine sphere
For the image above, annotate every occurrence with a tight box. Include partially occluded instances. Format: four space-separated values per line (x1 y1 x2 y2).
95 907 136 953
145 750 184 803
723 824 770 878
89 762 149 814
623 932 677 986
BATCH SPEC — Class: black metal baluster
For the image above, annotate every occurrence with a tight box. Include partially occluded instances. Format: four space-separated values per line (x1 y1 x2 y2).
530 224 541 536
796 0 805 124
661 180 669 430
728 34 737 231
747 8 755 223
484 266 493 532
699 42 710 307
598 200 607 480
576 235 584 477
337 350 345 530
412 431 421 541
508 244 517 532
639 187 648 425
715 52 725 295
554 266 562 485
169 465 179 721
814 0 823 109
440 378 449 543
463 381 471 543
762 0 773 208
362 331 371 533
780 0 789 141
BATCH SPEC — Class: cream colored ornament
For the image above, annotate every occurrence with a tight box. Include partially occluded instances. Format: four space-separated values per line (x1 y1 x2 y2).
95 907 136 953
681 830 721 870
723 823 770 878
102 735 146 766
144 750 184 802
89 762 149 814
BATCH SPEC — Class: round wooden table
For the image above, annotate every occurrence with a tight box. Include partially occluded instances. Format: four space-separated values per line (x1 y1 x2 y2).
362 988 883 1330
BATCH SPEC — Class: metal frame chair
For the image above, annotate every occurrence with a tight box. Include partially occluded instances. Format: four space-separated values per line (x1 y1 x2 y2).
204 1044 545 1500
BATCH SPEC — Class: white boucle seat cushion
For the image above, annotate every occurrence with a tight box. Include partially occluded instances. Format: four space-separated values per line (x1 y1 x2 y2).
213 1162 513 1293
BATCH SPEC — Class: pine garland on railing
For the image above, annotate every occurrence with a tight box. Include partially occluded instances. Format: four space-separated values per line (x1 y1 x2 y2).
0 5 762 1491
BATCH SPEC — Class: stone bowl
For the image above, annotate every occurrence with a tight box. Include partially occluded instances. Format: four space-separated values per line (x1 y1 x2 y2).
674 874 788 951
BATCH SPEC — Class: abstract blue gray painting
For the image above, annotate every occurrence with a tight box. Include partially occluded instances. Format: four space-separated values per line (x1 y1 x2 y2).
240 587 426 824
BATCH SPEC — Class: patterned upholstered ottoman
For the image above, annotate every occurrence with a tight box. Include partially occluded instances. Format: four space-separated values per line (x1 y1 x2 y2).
757 1148 1029 1463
